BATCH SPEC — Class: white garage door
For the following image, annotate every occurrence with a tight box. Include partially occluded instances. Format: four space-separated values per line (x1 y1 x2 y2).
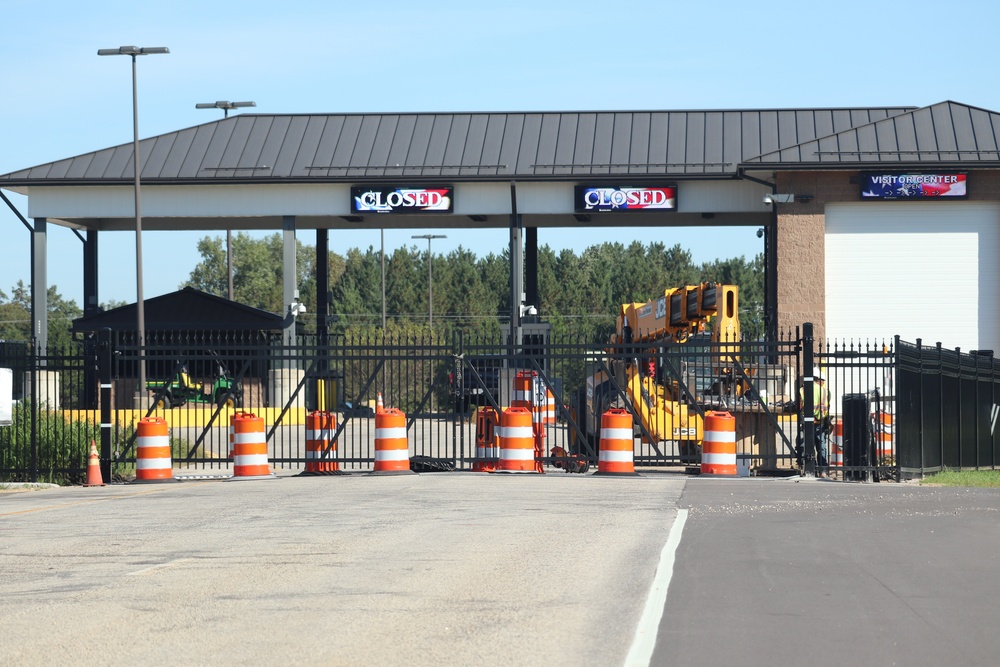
825 201 1000 353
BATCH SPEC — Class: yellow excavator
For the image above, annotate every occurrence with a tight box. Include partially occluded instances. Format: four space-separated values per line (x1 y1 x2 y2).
583 282 740 457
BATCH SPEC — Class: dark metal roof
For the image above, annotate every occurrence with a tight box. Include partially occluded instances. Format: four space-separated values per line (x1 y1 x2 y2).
71 287 284 333
0 106 917 186
744 101 1000 167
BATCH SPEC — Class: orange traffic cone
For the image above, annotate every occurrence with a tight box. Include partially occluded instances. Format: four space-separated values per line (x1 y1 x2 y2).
376 392 385 415
83 440 105 487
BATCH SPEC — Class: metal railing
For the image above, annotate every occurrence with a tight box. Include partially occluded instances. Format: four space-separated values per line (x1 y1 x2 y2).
895 338 1000 478
0 325 946 483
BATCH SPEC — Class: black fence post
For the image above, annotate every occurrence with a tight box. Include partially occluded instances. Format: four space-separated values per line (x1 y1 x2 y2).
956 347 963 470
937 342 944 472
802 322 816 476
98 328 113 484
994 354 999 471
29 338 38 483
455 329 465 466
894 334 903 480
916 338 925 475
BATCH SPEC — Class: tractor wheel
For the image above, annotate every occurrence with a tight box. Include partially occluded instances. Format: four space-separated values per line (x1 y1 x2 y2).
216 390 241 409
155 394 172 410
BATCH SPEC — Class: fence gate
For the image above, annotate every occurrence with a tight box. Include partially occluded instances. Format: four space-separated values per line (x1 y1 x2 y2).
0 325 934 483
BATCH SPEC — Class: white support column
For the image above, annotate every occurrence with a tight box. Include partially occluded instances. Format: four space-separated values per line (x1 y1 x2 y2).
282 215 297 353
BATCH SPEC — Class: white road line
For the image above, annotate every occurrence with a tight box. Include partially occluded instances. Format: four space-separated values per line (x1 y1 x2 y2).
126 558 193 576
624 508 688 667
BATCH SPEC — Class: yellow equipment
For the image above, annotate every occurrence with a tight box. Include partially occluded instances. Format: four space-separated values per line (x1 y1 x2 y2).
585 283 740 456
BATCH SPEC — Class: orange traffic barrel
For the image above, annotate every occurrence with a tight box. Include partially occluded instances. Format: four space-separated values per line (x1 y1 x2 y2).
135 417 174 482
473 406 500 472
305 411 338 473
875 411 894 459
497 406 537 472
512 371 545 470
701 411 737 476
542 387 556 425
829 419 844 467
228 410 252 459
231 413 272 479
373 407 412 473
596 408 636 475
512 371 536 412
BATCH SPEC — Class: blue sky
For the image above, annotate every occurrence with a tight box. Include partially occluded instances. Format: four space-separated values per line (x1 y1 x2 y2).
2 0 996 305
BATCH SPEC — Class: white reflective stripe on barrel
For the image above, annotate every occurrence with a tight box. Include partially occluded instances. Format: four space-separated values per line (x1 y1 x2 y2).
305 450 334 459
306 429 334 440
512 390 533 402
136 458 172 469
701 452 737 465
703 430 736 443
234 432 266 444
500 448 535 460
499 426 534 439
375 427 407 440
137 435 170 448
374 449 410 461
600 427 632 441
234 454 269 466
599 450 633 462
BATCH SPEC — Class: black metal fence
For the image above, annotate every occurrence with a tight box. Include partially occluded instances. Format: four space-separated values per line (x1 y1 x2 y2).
816 335 897 481
895 338 1000 478
0 338 98 484
8 324 972 484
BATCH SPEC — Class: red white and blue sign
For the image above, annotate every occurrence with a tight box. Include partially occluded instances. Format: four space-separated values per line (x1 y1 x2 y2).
351 186 453 214
861 173 967 200
575 185 677 212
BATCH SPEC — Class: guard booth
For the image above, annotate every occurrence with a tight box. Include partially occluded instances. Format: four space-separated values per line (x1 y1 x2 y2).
504 319 561 412
504 319 553 372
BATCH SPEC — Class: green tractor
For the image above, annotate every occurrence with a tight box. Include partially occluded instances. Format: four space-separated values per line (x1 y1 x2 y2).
147 360 243 409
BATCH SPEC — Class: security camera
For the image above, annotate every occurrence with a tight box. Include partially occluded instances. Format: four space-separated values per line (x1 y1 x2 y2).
763 193 795 205
756 228 765 239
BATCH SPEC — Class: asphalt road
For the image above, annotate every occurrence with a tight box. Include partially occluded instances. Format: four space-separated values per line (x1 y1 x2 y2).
658 477 1000 667
0 471 682 667
2 473 999 667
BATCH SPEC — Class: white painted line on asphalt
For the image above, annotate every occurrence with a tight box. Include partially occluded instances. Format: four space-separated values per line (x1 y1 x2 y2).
624 508 688 667
126 558 193 577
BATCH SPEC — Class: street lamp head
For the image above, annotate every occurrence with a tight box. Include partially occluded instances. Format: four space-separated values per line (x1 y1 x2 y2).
196 101 257 111
196 101 257 118
98 46 169 57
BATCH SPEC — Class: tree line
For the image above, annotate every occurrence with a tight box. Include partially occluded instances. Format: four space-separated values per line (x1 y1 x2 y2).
182 232 765 340
0 232 765 350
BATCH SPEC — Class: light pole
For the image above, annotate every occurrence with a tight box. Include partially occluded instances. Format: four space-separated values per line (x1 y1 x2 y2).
98 45 169 403
381 228 386 328
195 101 256 301
412 234 446 327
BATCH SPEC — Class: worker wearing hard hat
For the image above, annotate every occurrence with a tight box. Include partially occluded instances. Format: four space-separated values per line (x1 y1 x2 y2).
796 366 831 475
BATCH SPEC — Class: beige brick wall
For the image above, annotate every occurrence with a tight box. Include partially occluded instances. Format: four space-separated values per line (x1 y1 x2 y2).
773 169 1000 343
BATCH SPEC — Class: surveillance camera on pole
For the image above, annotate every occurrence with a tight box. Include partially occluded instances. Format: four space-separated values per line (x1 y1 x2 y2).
763 193 795 205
